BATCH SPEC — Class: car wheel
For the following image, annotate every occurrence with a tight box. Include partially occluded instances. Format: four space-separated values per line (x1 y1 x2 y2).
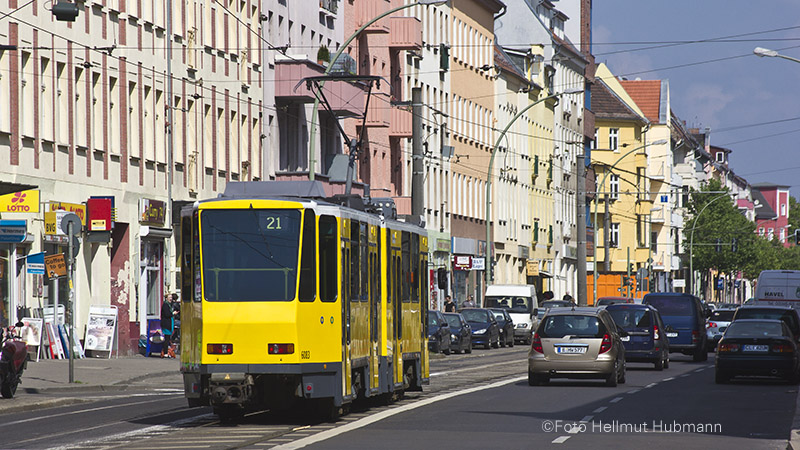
618 361 626 384
492 336 500 349
465 341 472 354
528 371 548 386
692 346 707 362
715 369 730 384
500 336 506 348
664 353 670 369
654 356 664 371
605 361 619 387
443 344 451 356
508 335 514 348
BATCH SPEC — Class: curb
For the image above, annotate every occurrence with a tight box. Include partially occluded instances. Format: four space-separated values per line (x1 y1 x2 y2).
0 397 93 415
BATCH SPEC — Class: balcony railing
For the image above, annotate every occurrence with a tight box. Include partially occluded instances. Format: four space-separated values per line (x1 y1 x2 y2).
320 0 338 15
355 0 391 33
389 16 422 50
365 93 391 127
389 106 412 137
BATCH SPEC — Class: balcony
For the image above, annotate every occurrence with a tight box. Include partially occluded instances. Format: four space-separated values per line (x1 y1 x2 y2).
274 56 364 116
356 0 391 33
365 92 391 127
649 161 666 181
389 106 412 137
393 196 411 216
320 0 338 16
650 207 665 224
389 17 422 51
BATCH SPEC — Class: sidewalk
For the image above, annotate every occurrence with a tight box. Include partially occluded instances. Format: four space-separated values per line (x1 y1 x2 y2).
0 354 182 414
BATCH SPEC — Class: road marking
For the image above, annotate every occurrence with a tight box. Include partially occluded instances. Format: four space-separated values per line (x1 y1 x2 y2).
593 406 607 413
694 368 704 373
627 389 640 394
272 376 526 449
552 436 571 444
609 397 623 403
0 396 182 427
580 415 593 423
429 359 522 377
662 377 674 381
680 374 690 378
645 383 657 388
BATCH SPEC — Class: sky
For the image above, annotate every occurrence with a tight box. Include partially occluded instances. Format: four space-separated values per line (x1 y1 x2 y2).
592 1 800 195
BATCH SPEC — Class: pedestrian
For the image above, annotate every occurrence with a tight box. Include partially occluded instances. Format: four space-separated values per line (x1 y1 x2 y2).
444 295 456 312
563 293 574 305
160 293 176 358
542 291 555 301
462 295 475 308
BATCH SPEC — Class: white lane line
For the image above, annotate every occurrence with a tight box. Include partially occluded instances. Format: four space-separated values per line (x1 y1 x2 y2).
662 377 675 381
552 436 571 444
568 426 582 434
645 383 658 388
580 415 593 423
680 374 690 378
627 389 640 394
430 359 522 377
694 368 704 373
273 376 526 450
0 396 182 427
593 406 607 413
609 397 623 403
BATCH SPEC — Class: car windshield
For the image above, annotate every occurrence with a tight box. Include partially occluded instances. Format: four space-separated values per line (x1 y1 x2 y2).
539 315 605 338
725 321 783 338
710 310 736 322
491 311 505 321
608 309 651 329
645 296 694 316
485 296 532 313
428 313 440 327
444 314 462 328
461 309 489 323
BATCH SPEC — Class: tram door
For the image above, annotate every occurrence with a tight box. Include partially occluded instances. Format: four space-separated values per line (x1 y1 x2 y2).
391 230 404 388
341 219 352 400
369 225 379 392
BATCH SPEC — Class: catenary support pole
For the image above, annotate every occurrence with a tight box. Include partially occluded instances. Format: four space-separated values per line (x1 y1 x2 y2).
412 87 423 217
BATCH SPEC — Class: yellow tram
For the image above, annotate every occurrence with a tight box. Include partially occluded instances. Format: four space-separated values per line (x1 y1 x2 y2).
179 181 429 420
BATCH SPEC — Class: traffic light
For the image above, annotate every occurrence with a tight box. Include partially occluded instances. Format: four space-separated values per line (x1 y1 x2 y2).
628 263 635 274
437 268 448 290
795 229 800 245
53 1 80 21
715 238 722 253
731 238 738 253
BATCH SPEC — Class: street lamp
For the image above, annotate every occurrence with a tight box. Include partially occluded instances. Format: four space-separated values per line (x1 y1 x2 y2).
484 88 583 288
754 47 800 64
307 0 447 180
591 138 668 303
688 193 734 296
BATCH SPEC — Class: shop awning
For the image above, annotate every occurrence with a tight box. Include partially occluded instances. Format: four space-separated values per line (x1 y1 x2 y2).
538 270 553 279
0 181 37 196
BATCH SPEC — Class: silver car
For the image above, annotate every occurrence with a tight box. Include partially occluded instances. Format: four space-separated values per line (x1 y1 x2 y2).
528 307 627 387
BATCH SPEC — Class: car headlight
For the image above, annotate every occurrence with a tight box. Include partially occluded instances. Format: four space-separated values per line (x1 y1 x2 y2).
451 335 458 342
516 323 528 329
474 328 486 335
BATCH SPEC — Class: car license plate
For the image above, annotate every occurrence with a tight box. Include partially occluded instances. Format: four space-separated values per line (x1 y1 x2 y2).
666 332 678 338
620 336 630 342
556 346 587 354
743 345 769 352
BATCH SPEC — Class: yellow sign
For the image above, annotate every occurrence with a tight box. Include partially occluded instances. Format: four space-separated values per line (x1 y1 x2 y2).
0 189 39 213
91 219 107 231
49 201 86 225
526 260 540 277
45 253 67 278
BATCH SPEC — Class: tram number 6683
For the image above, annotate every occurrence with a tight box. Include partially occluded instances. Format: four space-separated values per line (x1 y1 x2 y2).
301 350 311 360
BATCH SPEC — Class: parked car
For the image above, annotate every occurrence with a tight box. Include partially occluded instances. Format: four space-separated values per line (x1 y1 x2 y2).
706 309 736 351
528 307 627 387
488 308 515 347
732 305 800 342
715 319 800 384
443 312 472 354
606 303 670 370
642 293 709 362
541 300 576 309
460 308 501 349
484 284 539 344
596 296 634 307
427 310 452 355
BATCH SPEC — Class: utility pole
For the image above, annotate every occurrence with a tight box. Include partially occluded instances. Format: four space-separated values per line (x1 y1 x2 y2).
576 153 587 305
165 0 174 294
411 87 423 218
603 196 610 272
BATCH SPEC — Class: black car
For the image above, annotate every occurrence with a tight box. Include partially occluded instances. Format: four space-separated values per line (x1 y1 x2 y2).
460 308 501 349
443 312 472 354
732 305 800 342
427 310 452 355
715 319 800 384
541 300 577 309
488 308 515 347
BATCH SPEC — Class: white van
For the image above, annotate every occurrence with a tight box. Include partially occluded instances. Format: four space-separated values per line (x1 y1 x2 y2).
483 285 539 344
754 270 800 307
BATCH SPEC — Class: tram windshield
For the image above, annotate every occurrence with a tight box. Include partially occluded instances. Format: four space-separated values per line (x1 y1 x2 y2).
201 209 302 301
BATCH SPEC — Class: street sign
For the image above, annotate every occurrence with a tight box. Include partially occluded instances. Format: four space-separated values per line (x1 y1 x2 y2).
60 212 82 235
0 219 26 242
45 253 67 278
26 252 45 275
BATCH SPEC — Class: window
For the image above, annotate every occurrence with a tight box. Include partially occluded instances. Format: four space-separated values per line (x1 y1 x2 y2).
609 174 619 200
768 228 774 240
610 223 620 248
298 210 317 302
716 151 725 163
759 227 765 237
609 128 619 150
780 228 786 242
781 203 787 216
651 230 658 253
591 128 597 150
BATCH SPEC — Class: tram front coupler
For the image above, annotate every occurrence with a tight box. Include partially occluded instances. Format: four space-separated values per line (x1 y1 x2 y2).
209 373 254 405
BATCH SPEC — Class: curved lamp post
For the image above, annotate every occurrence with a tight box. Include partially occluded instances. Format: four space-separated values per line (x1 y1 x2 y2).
591 138 668 302
754 47 800 64
484 88 583 288
688 193 734 296
307 0 446 180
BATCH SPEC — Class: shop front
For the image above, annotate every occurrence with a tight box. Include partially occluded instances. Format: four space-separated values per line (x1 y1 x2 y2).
137 199 172 339
451 237 486 307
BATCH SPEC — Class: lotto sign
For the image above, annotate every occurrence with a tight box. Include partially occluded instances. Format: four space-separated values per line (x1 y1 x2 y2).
0 190 40 213
49 201 86 225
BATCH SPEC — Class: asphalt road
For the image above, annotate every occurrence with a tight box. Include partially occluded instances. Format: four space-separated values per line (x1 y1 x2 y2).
0 348 796 449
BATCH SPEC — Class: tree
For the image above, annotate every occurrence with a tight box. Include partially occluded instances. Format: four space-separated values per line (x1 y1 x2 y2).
789 196 800 244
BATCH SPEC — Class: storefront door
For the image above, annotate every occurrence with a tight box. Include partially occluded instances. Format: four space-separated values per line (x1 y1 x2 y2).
139 240 163 336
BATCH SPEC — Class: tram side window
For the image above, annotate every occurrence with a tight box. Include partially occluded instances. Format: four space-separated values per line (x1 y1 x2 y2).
411 233 419 303
193 211 201 302
180 216 192 303
351 221 360 302
319 216 338 302
401 231 410 302
299 211 317 302
421 258 428 307
360 223 368 301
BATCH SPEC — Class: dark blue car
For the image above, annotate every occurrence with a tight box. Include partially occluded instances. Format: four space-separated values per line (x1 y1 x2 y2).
606 303 670 370
460 308 500 349
643 293 709 362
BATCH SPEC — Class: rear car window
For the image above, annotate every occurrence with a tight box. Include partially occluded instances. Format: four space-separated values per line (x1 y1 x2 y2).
609 309 652 329
735 309 800 332
725 321 783 338
539 315 606 338
485 296 532 313
645 297 694 316
710 310 735 321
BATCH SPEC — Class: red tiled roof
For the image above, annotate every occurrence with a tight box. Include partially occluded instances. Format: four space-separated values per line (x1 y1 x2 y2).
620 80 661 123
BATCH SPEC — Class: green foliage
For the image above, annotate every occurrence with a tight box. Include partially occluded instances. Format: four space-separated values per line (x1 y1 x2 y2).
789 196 800 241
317 45 330 63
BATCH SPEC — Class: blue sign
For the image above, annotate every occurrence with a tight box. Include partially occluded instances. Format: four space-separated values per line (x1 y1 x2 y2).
661 195 669 203
26 252 45 275
0 219 26 243
716 277 724 290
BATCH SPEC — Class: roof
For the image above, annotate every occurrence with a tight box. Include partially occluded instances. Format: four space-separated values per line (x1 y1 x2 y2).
494 43 528 85
592 79 648 123
752 189 777 220
619 80 662 123
0 181 38 196
752 182 791 189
